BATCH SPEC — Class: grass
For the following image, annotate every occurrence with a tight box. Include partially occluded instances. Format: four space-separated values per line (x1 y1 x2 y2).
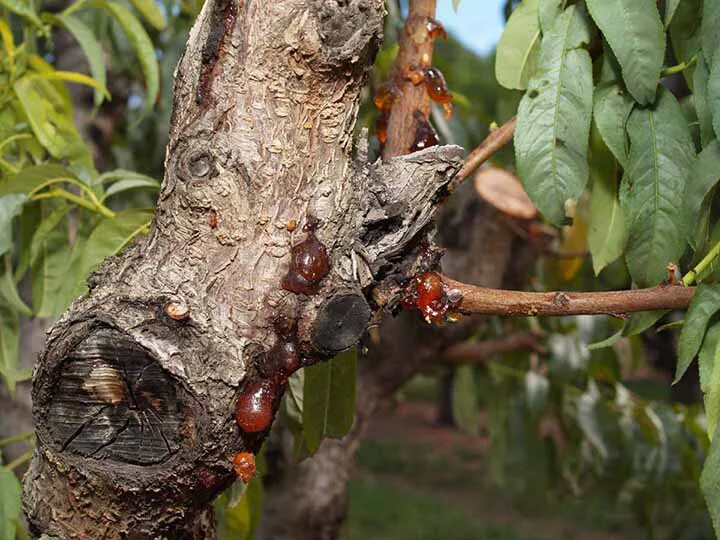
344 474 523 540
346 436 643 540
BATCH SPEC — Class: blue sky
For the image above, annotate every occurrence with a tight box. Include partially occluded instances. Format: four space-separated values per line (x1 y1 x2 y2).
435 0 506 56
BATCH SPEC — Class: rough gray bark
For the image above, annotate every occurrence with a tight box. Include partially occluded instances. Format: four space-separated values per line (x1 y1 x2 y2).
23 1 463 537
257 186 534 540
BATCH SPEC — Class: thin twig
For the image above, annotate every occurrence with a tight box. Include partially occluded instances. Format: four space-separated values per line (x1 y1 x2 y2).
449 116 517 192
443 333 542 363
443 275 696 317
6 449 33 471
0 431 35 448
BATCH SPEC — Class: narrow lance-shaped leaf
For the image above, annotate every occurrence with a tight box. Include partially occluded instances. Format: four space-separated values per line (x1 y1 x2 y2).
588 125 626 275
620 88 695 287
49 14 107 107
676 284 720 384
586 0 665 105
704 331 720 440
593 51 633 168
669 0 702 88
102 1 159 118
452 364 480 435
0 0 41 26
684 140 720 250
302 348 357 454
664 0 681 28
128 0 167 30
515 5 593 226
701 431 720 536
495 0 541 90
0 465 22 540
707 51 720 142
13 77 90 163
703 0 720 67
695 53 715 148
538 0 566 33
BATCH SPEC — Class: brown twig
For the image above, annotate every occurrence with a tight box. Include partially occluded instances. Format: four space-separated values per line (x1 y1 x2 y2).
449 116 517 192
383 0 437 159
443 333 542 363
442 276 696 317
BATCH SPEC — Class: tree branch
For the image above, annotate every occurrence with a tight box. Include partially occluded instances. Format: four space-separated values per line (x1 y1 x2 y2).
443 333 541 363
449 116 517 192
443 276 696 317
383 0 436 159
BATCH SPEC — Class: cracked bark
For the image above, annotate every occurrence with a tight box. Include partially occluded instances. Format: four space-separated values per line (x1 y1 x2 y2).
257 184 535 540
22 1 463 538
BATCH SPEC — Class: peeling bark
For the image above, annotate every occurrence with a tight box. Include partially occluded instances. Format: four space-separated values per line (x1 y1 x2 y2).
23 1 462 537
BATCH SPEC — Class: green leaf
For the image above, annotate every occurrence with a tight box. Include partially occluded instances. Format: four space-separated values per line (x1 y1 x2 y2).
128 0 166 30
586 0 665 105
664 0 681 27
707 50 720 142
538 0 566 33
452 0 460 11
588 328 624 350
0 258 31 317
13 77 89 163
588 125 626 275
0 303 30 395
452 364 479 434
0 0 41 26
76 208 154 290
39 71 110 100
515 5 593 226
624 310 666 336
620 89 695 287
703 0 720 67
495 0 541 90
0 194 27 258
684 140 720 250
593 54 633 167
669 0 702 87
102 1 159 118
699 321 720 394
49 14 107 107
0 164 77 197
15 202 70 281
695 53 715 148
302 349 357 454
701 430 720 536
702 326 720 440
31 227 70 317
0 465 22 540
100 171 160 200
676 284 720 383
284 368 304 421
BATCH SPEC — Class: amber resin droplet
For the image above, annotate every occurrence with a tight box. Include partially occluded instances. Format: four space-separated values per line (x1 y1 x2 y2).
373 82 402 112
261 317 301 382
401 271 463 324
235 379 277 433
423 67 452 104
376 111 389 144
410 111 439 153
282 220 331 295
426 17 447 40
232 452 256 483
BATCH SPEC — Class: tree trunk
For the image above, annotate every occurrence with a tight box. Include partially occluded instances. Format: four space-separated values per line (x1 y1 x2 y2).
22 1 463 537
258 185 534 539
